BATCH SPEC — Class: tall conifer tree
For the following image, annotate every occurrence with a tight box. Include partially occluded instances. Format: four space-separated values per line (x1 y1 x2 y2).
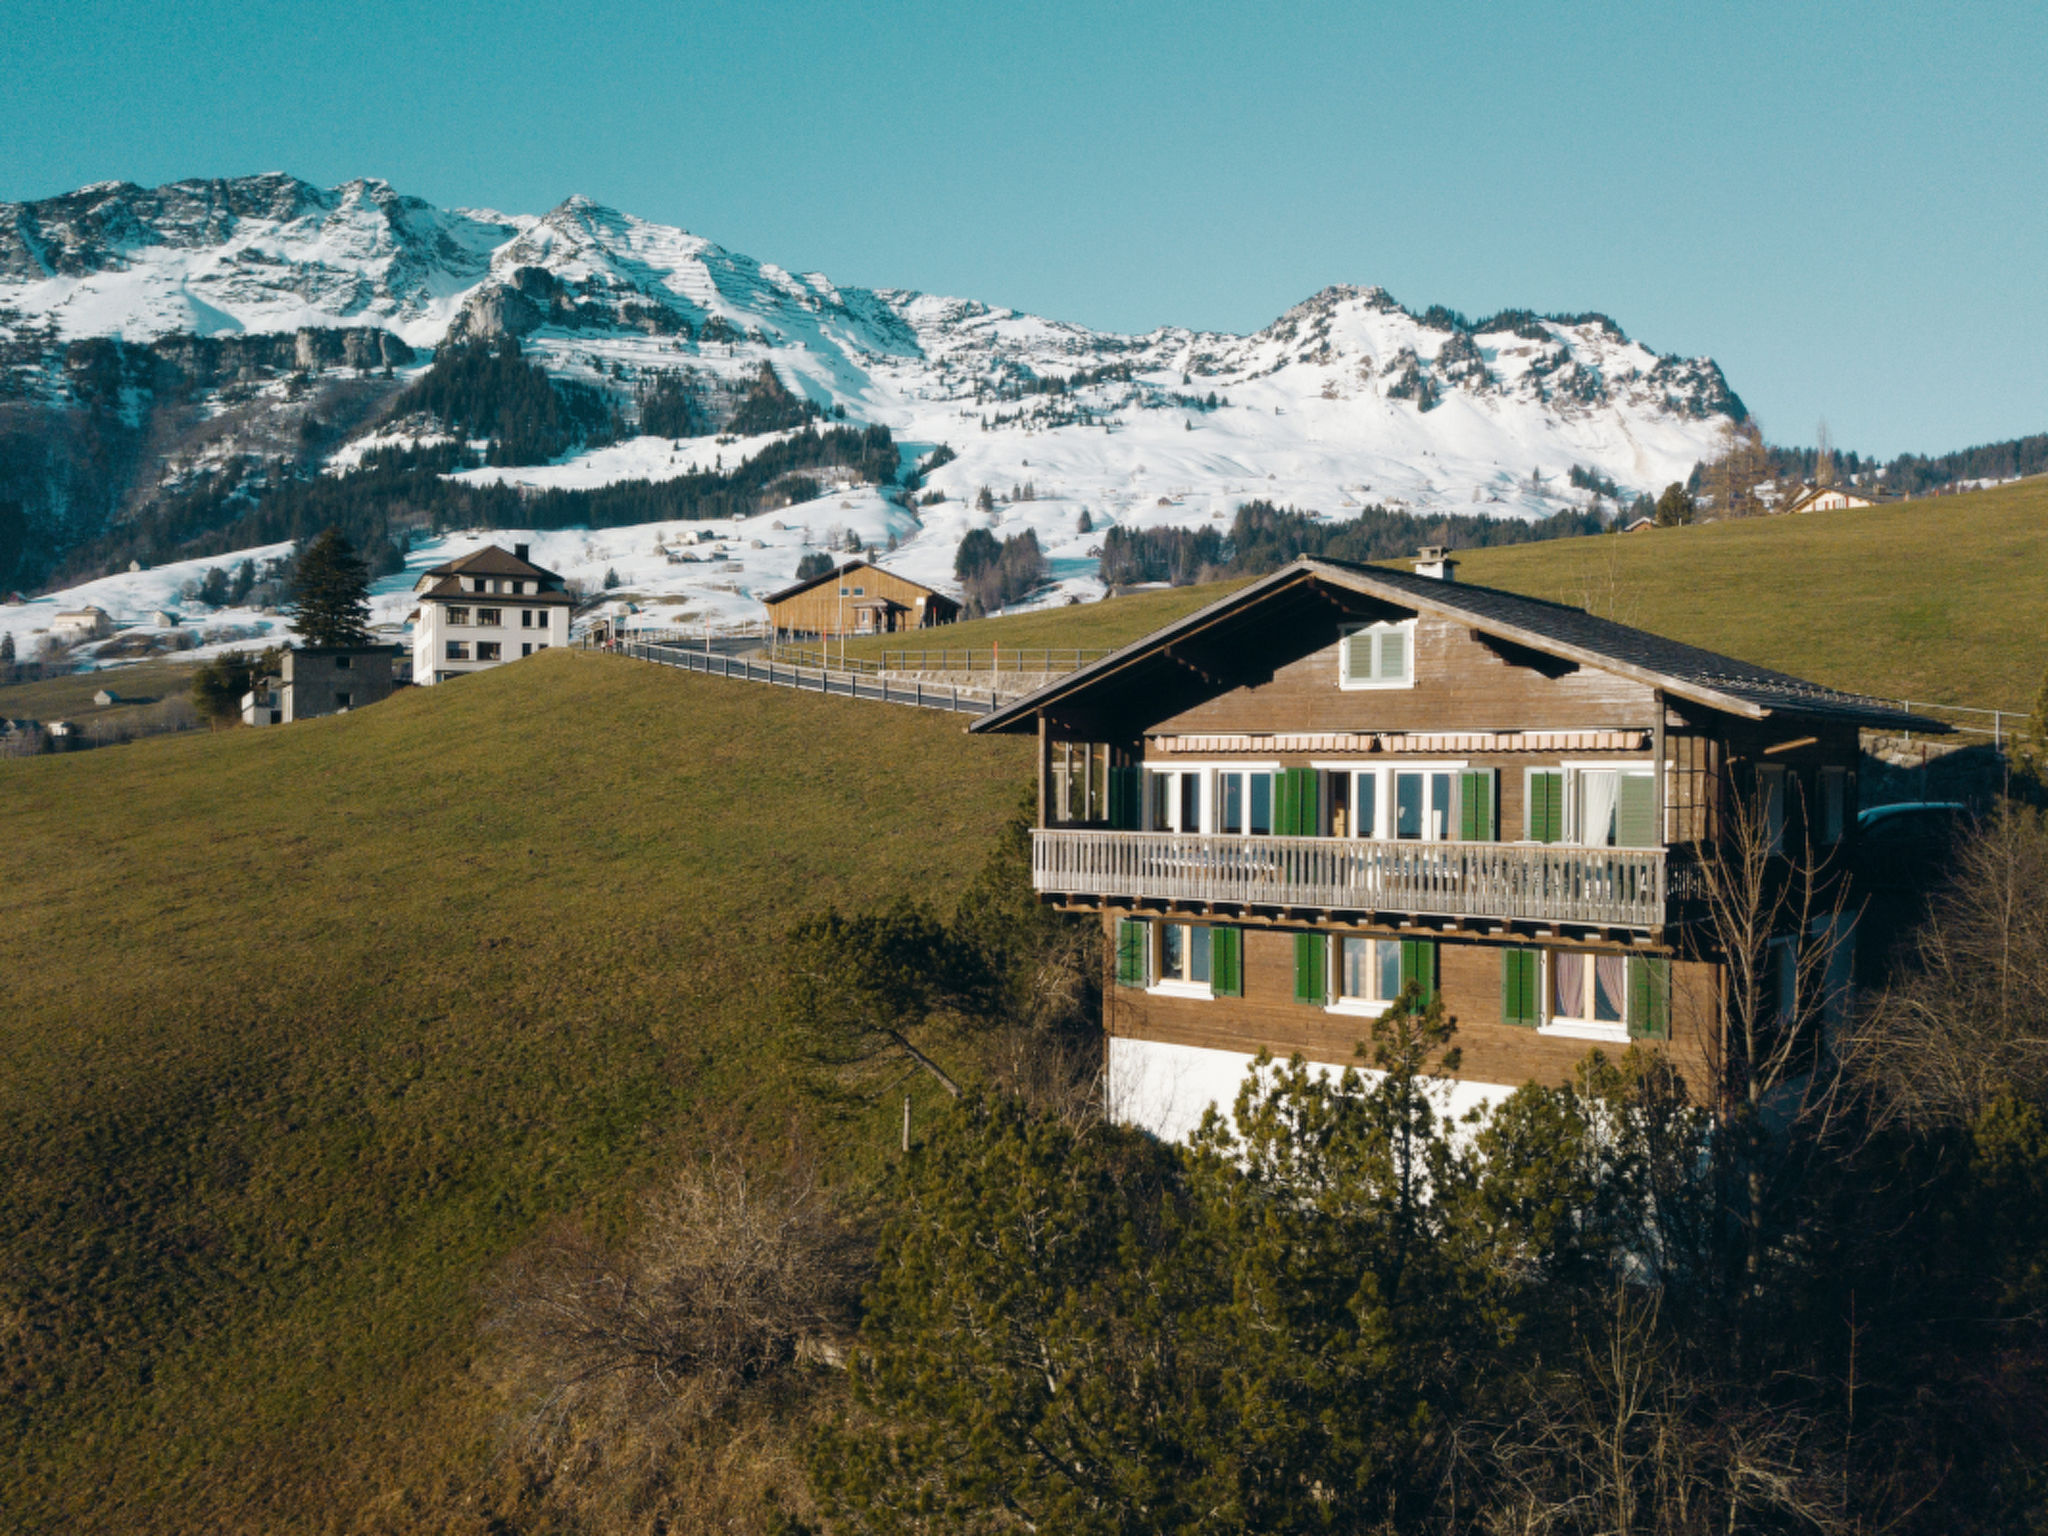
289 528 372 647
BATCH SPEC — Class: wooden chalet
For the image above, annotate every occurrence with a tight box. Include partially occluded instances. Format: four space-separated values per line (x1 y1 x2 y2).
1780 482 1896 514
760 559 961 638
971 553 1948 1139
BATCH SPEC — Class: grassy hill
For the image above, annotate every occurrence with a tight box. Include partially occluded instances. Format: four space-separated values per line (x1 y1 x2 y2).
0 651 1029 1534
866 479 2048 713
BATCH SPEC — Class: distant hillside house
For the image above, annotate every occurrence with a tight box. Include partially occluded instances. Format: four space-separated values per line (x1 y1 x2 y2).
245 646 400 725
50 606 113 642
1780 482 1896 515
760 559 961 638
409 544 573 685
1622 515 1657 533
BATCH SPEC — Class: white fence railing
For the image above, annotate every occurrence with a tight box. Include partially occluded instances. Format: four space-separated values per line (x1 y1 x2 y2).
1032 829 1670 930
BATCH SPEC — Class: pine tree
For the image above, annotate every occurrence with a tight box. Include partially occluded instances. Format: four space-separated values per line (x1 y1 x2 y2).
0 631 13 666
288 528 372 647
603 567 621 590
1077 508 1093 535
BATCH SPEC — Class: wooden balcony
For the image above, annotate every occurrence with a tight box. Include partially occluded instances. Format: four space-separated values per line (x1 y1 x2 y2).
1032 829 1672 933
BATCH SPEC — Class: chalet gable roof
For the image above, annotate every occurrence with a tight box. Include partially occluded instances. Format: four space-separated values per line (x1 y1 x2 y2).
970 557 1948 736
761 558 944 606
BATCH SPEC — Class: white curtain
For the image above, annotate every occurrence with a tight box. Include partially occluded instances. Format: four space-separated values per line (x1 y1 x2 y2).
1577 770 1619 846
1553 952 1586 1018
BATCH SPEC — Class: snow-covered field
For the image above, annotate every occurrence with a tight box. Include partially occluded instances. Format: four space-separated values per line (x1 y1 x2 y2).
2 174 1753 634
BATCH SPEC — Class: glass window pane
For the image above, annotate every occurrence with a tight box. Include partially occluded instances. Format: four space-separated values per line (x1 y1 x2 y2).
1250 773 1273 836
1150 774 1172 831
1159 923 1184 981
1553 952 1587 1019
1594 956 1626 1022
1429 773 1452 840
1355 774 1377 839
1396 773 1424 839
1377 940 1401 1002
1341 936 1370 998
1191 925 1212 984
1343 630 1373 682
1221 773 1243 834
1181 773 1202 832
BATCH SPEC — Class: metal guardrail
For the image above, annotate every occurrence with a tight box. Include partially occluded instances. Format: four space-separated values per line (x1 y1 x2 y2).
604 637 1014 717
769 644 1113 676
1891 700 2033 746
1032 828 1670 930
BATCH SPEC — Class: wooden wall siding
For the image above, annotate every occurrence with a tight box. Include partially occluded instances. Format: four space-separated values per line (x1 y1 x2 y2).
1104 915 1719 1098
1153 614 1660 738
764 567 955 635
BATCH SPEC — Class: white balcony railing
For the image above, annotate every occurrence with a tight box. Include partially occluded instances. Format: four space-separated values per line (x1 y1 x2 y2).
1032 829 1669 930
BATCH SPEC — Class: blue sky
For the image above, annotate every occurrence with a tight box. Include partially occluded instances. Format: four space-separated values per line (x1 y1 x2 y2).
3 0 2042 457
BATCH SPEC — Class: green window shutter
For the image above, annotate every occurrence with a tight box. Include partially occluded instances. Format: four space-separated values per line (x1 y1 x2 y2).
1275 768 1319 836
1617 773 1657 848
1628 956 1672 1039
1458 769 1496 842
1115 919 1147 987
1212 927 1243 997
1500 948 1539 1027
1108 766 1142 830
1293 932 1326 1005
1529 770 1563 843
1399 938 1438 1006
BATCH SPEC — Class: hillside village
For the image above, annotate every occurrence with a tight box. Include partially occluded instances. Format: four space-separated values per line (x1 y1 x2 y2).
4 121 2048 1536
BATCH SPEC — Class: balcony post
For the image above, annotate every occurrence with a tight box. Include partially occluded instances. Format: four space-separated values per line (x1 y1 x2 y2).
1652 689 1667 847
1036 713 1050 830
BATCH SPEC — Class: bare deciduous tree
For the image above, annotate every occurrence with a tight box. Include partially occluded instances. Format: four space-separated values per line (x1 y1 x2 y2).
490 1159 869 1437
1843 809 2048 1127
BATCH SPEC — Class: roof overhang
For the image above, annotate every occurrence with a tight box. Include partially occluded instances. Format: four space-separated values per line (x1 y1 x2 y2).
971 558 1949 737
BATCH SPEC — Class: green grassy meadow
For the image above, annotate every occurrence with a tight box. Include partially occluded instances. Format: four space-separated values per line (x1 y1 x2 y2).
865 479 2048 711
0 650 1029 1534
0 655 203 723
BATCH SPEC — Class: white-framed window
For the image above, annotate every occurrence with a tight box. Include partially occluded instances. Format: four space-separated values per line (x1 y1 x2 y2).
478 607 502 626
1148 768 1206 832
477 641 502 661
521 643 533 657
1544 950 1630 1042
1320 764 1465 840
1215 768 1278 835
1149 921 1213 998
1565 764 1659 847
535 609 550 628
445 641 470 661
1338 619 1417 690
1330 935 1403 1016
447 606 470 626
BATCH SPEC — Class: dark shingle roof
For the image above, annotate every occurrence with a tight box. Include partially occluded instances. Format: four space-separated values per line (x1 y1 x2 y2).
972 556 1948 735
415 575 572 605
421 545 565 582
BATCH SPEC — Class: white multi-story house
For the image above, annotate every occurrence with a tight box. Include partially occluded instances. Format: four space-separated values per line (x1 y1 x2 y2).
409 544 574 685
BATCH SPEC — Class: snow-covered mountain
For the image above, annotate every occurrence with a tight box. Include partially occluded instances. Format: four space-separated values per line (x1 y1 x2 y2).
0 173 1745 615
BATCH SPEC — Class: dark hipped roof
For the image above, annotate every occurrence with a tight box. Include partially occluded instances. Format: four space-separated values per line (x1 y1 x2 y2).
420 545 566 582
761 558 947 606
971 556 1949 736
414 574 573 604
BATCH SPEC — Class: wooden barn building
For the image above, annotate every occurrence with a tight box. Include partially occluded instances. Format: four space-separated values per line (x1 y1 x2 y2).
760 559 961 638
971 551 1946 1141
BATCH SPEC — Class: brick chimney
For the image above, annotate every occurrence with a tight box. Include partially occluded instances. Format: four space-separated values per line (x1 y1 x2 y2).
1413 545 1458 581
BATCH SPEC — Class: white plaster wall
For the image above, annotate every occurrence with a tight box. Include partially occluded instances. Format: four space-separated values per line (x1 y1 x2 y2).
1106 1035 1514 1145
413 602 561 685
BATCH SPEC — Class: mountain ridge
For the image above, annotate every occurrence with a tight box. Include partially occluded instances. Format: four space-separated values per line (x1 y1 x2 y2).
0 173 1745 594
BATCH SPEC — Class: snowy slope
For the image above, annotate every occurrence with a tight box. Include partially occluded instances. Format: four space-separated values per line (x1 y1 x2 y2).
1 174 1749 622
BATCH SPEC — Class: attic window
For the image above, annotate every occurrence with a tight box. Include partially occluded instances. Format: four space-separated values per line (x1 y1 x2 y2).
1339 620 1415 690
